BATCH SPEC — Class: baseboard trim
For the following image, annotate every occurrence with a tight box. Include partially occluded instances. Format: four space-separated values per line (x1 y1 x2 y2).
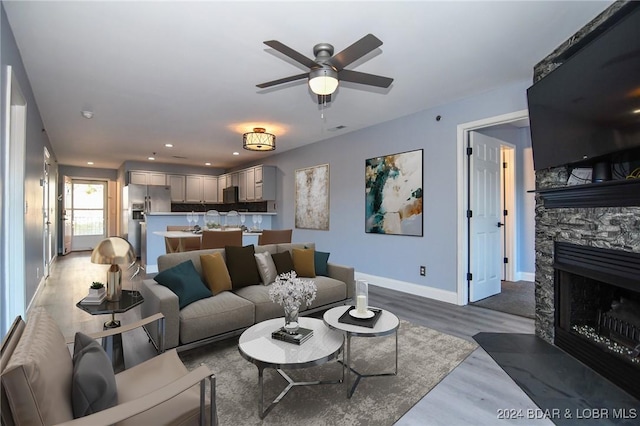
516 272 535 282
356 272 459 305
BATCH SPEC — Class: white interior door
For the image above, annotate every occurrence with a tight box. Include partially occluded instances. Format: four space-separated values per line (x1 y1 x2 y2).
62 176 72 254
70 180 107 251
42 148 51 277
469 131 502 302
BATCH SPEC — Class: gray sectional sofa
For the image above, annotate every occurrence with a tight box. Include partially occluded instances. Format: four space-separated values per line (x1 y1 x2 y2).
140 242 355 350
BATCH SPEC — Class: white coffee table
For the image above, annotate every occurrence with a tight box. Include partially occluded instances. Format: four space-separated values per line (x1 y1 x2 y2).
238 316 344 418
323 305 399 398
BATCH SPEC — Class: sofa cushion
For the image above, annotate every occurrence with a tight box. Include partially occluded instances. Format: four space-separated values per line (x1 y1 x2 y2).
271 251 295 275
2 308 75 425
154 260 212 309
200 252 232 295
306 276 348 309
71 333 118 418
254 251 277 285
292 248 316 278
314 250 330 276
225 245 261 289
178 292 255 344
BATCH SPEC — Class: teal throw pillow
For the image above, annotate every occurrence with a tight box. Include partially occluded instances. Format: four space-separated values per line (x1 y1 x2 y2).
314 251 330 276
154 260 212 309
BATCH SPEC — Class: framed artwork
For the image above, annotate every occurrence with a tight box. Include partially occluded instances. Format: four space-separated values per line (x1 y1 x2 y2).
295 164 330 230
365 149 423 236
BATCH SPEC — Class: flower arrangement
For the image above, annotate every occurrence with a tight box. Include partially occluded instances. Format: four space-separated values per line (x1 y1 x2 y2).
269 271 316 333
268 271 317 308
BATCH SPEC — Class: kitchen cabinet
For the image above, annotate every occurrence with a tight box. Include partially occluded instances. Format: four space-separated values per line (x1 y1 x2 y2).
203 176 218 203
238 170 247 202
185 175 218 203
129 171 166 186
167 175 186 202
251 165 276 201
246 168 256 201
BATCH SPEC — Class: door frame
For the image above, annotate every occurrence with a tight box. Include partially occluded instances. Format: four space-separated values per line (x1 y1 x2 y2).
456 109 528 305
2 66 27 333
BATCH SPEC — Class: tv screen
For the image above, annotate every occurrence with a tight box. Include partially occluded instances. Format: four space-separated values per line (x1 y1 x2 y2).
527 5 640 170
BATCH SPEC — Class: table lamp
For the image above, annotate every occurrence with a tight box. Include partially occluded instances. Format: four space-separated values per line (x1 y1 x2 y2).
91 237 136 302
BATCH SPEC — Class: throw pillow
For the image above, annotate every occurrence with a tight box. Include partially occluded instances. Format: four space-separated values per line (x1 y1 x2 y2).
314 250 330 276
71 332 117 418
225 245 261 289
254 251 277 285
200 252 232 295
154 260 212 309
292 248 316 278
271 251 295 275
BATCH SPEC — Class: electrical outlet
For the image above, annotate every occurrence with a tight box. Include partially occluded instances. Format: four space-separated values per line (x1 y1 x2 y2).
419 266 426 276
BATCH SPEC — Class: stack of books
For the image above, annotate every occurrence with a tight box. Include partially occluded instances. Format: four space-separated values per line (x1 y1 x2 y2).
81 290 106 305
271 327 313 345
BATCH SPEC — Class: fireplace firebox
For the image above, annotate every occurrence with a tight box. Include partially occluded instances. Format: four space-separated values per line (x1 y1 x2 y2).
554 242 640 399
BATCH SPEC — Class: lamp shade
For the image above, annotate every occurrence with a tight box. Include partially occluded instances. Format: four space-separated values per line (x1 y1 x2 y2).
243 128 276 151
308 67 339 95
91 237 136 265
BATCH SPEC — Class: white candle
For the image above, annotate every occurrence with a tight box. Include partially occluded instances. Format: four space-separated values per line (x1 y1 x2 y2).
356 295 367 314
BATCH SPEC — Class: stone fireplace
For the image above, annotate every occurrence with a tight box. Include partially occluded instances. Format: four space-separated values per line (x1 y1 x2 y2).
533 0 640 399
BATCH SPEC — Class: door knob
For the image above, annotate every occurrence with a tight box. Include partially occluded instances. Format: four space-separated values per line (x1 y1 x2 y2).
497 222 504 228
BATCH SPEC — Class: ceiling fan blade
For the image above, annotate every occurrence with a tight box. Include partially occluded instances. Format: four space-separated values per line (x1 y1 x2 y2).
338 69 393 88
327 34 383 71
256 73 309 89
317 94 332 104
263 40 318 69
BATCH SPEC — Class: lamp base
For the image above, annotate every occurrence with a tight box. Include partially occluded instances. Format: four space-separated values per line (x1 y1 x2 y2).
106 264 122 302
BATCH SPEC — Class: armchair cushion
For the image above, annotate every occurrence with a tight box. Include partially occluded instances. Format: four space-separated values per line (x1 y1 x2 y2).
71 333 118 418
154 260 212 309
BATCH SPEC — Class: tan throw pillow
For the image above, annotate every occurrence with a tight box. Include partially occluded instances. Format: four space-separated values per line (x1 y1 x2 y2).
254 251 277 285
200 253 232 295
292 248 316 278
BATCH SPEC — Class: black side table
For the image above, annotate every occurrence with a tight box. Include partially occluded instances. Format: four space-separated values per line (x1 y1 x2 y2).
76 290 144 372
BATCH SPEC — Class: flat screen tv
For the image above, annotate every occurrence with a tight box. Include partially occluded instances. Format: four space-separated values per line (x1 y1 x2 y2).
527 4 640 171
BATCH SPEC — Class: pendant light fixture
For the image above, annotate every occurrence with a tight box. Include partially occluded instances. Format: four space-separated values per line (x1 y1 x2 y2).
243 128 276 151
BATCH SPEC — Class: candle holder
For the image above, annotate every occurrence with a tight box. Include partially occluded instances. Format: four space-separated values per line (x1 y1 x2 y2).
355 280 369 315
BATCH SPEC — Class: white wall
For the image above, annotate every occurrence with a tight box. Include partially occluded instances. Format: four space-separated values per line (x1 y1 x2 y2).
242 80 531 299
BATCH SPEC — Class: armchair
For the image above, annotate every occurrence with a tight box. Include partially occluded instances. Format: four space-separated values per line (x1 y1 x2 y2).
1 308 216 426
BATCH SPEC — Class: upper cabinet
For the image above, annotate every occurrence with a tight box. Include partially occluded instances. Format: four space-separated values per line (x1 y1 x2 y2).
244 165 276 201
129 171 166 186
167 175 186 203
185 175 218 203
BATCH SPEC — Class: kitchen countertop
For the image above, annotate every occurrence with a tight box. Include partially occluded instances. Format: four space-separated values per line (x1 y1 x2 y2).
146 211 277 216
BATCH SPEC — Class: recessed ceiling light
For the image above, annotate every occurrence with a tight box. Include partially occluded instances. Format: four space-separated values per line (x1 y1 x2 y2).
87 161 94 165
165 143 173 148
233 152 240 156
205 162 211 166
81 110 94 119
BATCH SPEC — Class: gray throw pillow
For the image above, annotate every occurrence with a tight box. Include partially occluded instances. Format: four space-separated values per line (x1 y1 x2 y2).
72 332 118 418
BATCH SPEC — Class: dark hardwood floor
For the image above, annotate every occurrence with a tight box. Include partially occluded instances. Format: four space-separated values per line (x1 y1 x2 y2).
33 252 551 425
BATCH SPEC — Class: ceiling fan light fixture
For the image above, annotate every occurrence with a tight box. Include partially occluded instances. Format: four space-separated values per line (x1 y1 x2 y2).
308 67 339 95
243 127 276 151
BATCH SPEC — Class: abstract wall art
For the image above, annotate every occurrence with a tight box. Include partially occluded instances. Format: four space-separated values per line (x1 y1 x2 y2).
365 149 423 236
295 164 330 230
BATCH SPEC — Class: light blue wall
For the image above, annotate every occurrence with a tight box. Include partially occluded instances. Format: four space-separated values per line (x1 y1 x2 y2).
244 81 531 293
1 3 58 326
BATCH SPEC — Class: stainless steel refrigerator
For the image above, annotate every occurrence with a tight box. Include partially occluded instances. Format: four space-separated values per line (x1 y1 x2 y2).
122 184 171 256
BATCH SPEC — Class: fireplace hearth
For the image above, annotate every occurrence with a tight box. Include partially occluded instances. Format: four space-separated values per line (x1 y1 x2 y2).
554 242 640 399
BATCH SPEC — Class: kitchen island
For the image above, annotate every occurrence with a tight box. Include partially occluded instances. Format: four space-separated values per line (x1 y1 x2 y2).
143 212 275 273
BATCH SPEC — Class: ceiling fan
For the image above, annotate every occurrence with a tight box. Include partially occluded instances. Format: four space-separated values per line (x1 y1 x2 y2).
257 34 393 104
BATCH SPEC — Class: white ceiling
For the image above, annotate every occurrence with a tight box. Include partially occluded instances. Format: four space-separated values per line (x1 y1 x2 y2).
3 1 612 170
